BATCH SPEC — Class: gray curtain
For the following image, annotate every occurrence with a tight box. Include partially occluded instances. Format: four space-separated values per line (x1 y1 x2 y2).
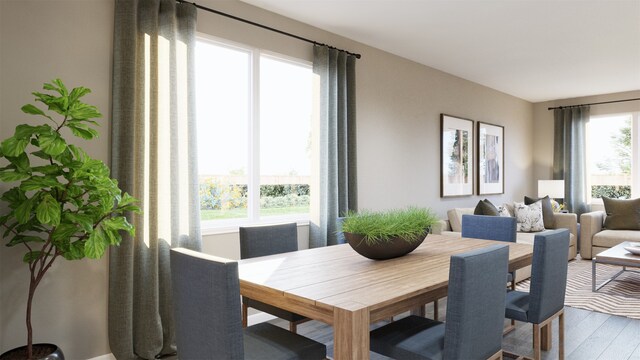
109 1 201 359
310 45 358 247
553 106 590 217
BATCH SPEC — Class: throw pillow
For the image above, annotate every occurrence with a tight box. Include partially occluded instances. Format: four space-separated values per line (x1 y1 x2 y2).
524 195 556 229
514 201 545 232
602 197 640 230
497 203 513 217
473 199 499 216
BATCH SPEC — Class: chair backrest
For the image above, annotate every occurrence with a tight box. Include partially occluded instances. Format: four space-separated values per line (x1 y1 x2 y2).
461 214 517 243
443 244 509 360
528 229 570 324
239 223 298 259
170 248 244 360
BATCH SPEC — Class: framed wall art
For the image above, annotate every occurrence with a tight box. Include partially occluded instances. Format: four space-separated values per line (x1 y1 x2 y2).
477 121 504 195
440 114 474 197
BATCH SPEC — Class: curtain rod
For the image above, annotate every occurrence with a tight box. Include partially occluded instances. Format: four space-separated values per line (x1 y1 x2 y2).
547 97 640 110
176 0 362 59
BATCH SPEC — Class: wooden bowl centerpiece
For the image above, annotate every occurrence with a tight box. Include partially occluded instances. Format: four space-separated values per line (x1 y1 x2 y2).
342 207 437 260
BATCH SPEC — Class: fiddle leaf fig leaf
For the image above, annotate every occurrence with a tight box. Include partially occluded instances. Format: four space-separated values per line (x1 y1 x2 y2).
21 104 46 116
39 132 67 156
23 250 43 264
36 194 61 226
0 170 30 182
20 176 62 192
15 196 37 224
1 136 29 157
64 241 85 260
85 226 107 259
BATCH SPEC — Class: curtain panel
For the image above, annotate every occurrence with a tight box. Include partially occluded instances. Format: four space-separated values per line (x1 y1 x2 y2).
310 45 358 248
553 106 590 217
109 1 201 359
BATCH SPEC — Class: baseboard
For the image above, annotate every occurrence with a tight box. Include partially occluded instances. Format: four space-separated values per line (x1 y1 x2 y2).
88 354 116 360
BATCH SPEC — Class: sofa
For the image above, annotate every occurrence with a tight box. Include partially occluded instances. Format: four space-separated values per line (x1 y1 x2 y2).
432 207 578 282
580 210 640 259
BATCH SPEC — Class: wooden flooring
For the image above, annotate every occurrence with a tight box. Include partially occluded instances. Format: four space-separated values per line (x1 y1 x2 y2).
272 303 640 359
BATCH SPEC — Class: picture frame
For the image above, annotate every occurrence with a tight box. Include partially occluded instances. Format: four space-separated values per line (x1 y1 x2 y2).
440 114 474 197
477 121 504 195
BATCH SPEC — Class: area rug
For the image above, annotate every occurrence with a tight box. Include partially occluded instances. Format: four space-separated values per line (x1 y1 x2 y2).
516 258 640 320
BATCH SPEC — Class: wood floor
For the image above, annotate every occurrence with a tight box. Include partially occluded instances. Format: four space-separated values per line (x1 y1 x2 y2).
272 303 640 359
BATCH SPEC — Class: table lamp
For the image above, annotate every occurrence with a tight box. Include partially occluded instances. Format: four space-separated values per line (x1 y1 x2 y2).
538 180 565 201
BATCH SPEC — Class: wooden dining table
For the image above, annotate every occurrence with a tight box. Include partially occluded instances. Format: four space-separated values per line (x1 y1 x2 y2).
238 234 534 360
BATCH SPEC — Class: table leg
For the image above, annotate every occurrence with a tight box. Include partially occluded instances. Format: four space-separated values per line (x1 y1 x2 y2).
334 303 370 360
592 260 597 292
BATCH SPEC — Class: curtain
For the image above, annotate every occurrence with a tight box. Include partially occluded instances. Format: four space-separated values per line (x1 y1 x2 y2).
553 106 590 217
310 45 358 247
109 1 201 359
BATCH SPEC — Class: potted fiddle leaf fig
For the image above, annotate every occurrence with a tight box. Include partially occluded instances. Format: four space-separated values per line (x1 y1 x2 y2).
0 79 140 360
342 206 437 260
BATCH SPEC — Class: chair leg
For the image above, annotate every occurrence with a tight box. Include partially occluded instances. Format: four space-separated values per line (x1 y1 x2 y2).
559 311 565 360
433 299 439 321
289 321 297 333
533 324 541 360
541 323 552 351
242 302 248 328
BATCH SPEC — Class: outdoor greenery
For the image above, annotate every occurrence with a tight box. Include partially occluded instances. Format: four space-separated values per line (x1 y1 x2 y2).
592 185 631 199
342 207 438 245
199 181 309 219
0 79 140 358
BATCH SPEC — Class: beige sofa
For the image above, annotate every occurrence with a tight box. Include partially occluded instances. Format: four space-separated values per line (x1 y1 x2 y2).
432 208 578 282
580 210 640 259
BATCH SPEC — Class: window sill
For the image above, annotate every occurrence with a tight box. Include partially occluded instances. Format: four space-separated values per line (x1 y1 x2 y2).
201 217 310 236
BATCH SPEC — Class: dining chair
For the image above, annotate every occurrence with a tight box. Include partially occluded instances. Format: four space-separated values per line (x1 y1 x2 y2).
370 244 509 360
170 247 327 360
461 214 518 289
336 217 347 244
239 223 309 333
504 229 569 360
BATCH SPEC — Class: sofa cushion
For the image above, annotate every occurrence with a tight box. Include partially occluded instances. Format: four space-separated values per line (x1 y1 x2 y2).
514 202 545 232
525 195 556 229
593 230 640 248
447 208 474 233
474 199 499 216
602 197 640 230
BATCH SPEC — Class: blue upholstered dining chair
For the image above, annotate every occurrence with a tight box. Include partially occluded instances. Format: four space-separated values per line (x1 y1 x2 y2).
461 214 518 290
170 248 327 360
336 217 347 245
239 223 308 333
370 244 509 360
504 229 569 360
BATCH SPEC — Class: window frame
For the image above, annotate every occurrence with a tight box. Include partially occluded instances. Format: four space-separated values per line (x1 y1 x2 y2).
195 34 313 234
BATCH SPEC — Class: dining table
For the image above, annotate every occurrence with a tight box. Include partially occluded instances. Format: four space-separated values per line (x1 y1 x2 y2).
238 234 535 359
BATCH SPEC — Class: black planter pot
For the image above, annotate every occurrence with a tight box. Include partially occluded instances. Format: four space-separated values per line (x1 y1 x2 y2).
344 231 428 260
0 344 64 360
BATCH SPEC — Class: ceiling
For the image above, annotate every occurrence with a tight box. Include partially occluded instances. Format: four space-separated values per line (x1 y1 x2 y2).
239 0 640 103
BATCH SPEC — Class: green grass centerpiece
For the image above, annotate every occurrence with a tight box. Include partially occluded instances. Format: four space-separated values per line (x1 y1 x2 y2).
341 207 437 260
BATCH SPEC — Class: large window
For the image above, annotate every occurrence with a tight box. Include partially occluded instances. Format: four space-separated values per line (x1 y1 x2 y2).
195 36 313 228
587 113 639 203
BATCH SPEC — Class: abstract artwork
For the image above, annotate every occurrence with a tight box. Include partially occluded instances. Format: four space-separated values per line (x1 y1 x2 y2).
441 114 474 197
478 121 504 195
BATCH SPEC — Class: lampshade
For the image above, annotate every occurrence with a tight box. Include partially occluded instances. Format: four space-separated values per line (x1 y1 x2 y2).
538 180 565 199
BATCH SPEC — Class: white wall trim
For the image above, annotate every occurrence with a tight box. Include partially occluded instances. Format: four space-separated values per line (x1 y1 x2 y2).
88 354 116 360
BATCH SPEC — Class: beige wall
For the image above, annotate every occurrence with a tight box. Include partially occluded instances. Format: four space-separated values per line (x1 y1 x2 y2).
532 90 640 182
1 0 534 358
0 0 114 358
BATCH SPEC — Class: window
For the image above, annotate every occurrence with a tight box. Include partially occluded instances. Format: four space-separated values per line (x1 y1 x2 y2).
587 113 639 203
195 36 313 229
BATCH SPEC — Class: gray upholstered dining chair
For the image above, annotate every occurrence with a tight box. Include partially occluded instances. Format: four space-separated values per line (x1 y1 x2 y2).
504 229 569 360
461 214 518 289
170 247 327 360
239 223 308 333
370 244 509 360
